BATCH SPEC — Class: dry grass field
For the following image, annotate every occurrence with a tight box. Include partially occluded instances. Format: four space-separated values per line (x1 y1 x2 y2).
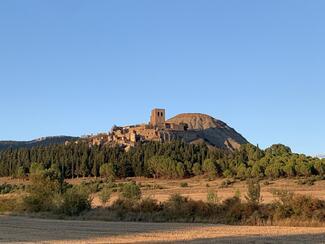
1 215 325 243
1 177 325 243
83 177 325 207
1 176 325 207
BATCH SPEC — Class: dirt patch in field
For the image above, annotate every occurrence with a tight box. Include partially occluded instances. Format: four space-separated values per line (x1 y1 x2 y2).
0 215 325 243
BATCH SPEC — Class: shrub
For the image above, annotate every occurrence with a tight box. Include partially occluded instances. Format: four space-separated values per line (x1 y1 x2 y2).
0 183 24 194
192 163 202 176
94 189 325 225
202 159 217 179
176 163 185 178
164 194 191 219
222 196 244 224
99 163 116 179
98 186 112 206
219 179 235 188
80 180 102 193
263 180 271 186
234 189 241 198
297 177 316 186
16 166 26 179
166 193 186 207
23 166 61 212
207 190 219 204
245 179 261 205
120 182 141 201
180 182 188 188
138 197 161 213
29 162 45 175
272 190 325 222
141 183 164 190
58 186 91 216
223 169 233 178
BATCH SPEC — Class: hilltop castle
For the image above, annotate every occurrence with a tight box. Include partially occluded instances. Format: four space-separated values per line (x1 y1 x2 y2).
85 108 248 151
90 108 189 149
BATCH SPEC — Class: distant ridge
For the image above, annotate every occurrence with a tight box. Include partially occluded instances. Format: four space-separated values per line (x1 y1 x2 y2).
0 136 78 150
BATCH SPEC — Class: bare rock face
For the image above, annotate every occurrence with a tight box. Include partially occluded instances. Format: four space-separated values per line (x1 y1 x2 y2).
167 113 248 150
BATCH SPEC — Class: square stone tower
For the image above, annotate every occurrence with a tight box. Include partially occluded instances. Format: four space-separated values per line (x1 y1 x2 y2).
150 108 165 128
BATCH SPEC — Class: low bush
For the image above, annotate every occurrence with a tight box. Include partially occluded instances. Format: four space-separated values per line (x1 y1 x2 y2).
23 172 60 212
245 179 261 205
21 163 91 216
207 190 219 204
180 182 188 187
98 186 112 206
80 179 103 193
95 186 325 226
138 197 161 213
263 180 271 186
219 179 235 188
57 186 92 216
120 182 141 201
271 190 325 223
0 183 24 194
296 178 316 186
141 183 164 190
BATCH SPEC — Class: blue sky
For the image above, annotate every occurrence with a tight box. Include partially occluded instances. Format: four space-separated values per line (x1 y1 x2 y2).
0 1 324 155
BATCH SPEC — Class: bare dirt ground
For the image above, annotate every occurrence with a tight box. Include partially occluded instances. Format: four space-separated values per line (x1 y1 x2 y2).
1 215 325 244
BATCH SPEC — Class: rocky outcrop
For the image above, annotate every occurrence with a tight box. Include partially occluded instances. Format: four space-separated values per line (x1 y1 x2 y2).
166 113 248 150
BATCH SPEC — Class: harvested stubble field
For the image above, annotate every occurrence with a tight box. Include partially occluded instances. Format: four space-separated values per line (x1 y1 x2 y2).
1 215 325 243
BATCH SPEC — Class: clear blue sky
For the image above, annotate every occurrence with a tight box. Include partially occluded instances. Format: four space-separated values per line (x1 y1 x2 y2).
1 1 324 156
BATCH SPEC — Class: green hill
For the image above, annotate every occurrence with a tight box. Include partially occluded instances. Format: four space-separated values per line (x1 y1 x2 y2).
0 136 78 150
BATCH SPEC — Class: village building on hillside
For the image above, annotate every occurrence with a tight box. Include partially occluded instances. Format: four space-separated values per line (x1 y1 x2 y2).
87 108 188 149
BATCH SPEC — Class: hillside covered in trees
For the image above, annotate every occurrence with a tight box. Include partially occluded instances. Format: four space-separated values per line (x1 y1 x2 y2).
0 136 78 151
0 141 324 180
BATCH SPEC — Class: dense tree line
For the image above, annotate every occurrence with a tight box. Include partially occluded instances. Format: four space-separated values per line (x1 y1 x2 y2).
0 141 324 179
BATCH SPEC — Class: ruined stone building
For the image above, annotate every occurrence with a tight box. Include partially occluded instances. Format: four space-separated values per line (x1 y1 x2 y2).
86 108 248 151
88 108 187 149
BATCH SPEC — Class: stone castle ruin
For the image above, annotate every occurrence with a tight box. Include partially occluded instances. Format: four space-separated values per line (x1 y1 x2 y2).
87 108 248 151
90 108 189 149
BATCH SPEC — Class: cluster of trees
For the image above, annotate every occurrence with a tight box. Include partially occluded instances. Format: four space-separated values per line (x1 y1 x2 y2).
22 162 91 215
0 141 324 180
